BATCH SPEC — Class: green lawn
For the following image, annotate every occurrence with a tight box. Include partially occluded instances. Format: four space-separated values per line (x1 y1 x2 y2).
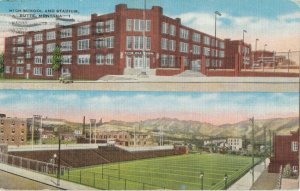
60 154 261 190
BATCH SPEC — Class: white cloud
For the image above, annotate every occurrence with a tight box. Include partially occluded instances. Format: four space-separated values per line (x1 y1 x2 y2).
174 11 300 53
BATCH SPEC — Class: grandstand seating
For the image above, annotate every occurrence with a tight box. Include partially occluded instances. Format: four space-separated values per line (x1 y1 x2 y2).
9 146 182 168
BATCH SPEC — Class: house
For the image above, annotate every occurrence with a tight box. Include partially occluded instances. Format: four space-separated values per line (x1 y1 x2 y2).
227 137 243 151
268 129 299 174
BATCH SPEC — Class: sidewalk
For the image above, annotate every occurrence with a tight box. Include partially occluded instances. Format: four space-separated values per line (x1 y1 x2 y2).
0 162 96 190
250 170 279 190
281 177 299 190
228 159 269 190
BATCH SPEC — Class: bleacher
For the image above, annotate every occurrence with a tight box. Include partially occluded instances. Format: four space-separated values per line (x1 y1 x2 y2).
9 146 181 168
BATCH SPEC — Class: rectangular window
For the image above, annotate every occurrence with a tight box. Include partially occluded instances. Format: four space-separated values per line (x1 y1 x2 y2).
45 68 53 76
34 56 43 64
193 45 200 55
180 42 188 53
126 36 133 50
169 40 176 51
34 44 43 53
46 31 56 40
77 25 90 36
169 24 176 36
160 54 168 67
34 33 43 42
180 28 189 39
219 50 225 58
162 22 168 34
61 41 72 51
12 47 16 54
146 20 151 31
46 56 53 65
161 38 168 50
203 47 210 56
17 57 24 64
96 54 105 65
77 54 90 65
5 66 10 74
61 28 72 38
26 38 32 47
126 19 132 31
17 47 24 53
33 67 42 76
204 36 210 45
291 141 298 152
16 67 24 74
169 55 175 67
46 43 56 53
146 37 151 50
183 57 189 66
219 41 225 49
133 36 143 50
106 19 114 32
62 55 72 64
96 22 104 33
77 39 90 50
25 51 31 59
133 19 144 31
192 33 201 42
17 36 24 44
106 54 114 65
96 36 114 49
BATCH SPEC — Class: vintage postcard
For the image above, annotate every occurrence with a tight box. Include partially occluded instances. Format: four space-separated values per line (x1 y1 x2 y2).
0 0 299 190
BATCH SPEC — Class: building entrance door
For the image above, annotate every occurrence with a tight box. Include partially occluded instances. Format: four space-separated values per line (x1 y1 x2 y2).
191 60 201 72
133 55 150 69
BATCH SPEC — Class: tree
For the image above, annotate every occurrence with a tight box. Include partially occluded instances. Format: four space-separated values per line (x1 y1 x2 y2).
0 52 4 76
52 46 62 72
282 164 292 178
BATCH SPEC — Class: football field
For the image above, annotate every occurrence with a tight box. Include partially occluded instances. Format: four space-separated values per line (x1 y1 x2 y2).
61 153 261 190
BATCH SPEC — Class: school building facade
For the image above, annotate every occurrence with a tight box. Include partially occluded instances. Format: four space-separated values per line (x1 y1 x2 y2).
4 4 231 80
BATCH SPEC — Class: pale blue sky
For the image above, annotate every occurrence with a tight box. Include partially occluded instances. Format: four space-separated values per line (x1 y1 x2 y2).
0 0 299 52
0 90 298 125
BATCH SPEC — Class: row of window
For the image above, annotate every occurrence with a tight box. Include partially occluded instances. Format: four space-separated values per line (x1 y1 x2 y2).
126 19 151 32
12 20 115 46
32 54 114 65
0 137 25 142
0 128 25 134
126 36 151 50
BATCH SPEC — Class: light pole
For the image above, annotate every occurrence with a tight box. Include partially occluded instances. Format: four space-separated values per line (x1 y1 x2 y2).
200 171 204 190
214 11 221 69
242 30 247 43
249 117 255 186
224 173 228 189
263 44 267 71
287 49 291 73
253 38 259 71
57 134 61 186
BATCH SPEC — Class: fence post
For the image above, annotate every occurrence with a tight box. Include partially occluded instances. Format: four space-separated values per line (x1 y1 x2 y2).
93 172 95 187
68 168 70 180
108 175 110 190
102 164 103 179
80 170 82 184
124 179 127 190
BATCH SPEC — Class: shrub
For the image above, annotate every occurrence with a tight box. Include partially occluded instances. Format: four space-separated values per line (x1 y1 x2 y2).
282 164 292 178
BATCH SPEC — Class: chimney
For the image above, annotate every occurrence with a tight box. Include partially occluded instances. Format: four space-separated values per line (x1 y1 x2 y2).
82 116 85 135
176 18 181 25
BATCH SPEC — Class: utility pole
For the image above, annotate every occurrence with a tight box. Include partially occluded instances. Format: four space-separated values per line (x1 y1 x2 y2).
57 134 61 186
269 130 272 157
263 126 267 169
249 117 255 186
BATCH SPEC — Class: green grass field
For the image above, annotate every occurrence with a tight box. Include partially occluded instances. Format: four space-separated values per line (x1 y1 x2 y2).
60 154 261 190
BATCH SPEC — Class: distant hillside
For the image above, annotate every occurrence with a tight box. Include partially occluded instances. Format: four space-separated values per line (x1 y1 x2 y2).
94 117 299 141
48 117 299 141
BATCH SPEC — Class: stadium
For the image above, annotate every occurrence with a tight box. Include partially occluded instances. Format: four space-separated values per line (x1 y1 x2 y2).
0 143 261 190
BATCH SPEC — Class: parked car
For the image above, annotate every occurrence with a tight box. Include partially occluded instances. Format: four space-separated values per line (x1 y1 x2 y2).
59 73 73 83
